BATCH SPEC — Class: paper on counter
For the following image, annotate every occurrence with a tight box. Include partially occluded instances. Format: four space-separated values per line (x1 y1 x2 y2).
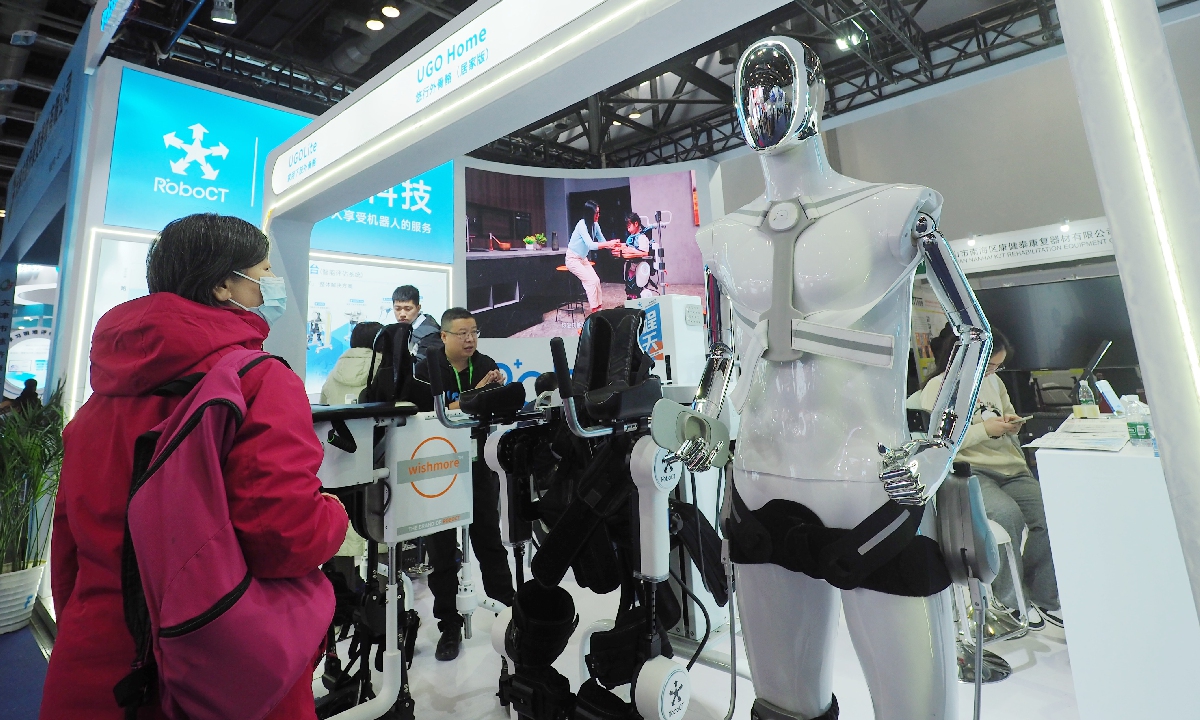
1056 418 1130 437
1026 432 1128 452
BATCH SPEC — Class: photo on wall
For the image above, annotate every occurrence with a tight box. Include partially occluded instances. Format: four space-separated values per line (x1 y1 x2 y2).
464 166 705 338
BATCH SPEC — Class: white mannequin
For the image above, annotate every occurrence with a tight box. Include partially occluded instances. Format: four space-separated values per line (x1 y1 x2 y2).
697 38 990 720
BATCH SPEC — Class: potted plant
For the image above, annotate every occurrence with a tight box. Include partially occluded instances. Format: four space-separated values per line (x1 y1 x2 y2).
534 233 548 248
0 385 64 634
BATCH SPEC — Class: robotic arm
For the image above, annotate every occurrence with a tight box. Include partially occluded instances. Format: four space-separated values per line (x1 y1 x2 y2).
879 212 991 504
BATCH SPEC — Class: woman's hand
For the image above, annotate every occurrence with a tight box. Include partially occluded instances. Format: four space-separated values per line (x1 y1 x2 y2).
983 416 1019 438
475 369 505 388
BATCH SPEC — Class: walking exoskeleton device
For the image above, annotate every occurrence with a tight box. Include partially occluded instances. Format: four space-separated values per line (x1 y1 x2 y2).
435 309 728 720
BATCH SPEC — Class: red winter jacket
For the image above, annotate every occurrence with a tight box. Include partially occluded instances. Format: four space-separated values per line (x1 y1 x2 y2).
40 293 348 720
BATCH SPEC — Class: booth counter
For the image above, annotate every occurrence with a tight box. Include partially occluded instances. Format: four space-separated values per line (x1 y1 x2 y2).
1036 445 1200 718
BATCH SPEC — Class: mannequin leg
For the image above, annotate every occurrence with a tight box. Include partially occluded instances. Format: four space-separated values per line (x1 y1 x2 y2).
841 587 958 720
737 563 839 718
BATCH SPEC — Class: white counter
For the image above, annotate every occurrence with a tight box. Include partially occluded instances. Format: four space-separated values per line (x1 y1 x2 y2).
1036 445 1200 719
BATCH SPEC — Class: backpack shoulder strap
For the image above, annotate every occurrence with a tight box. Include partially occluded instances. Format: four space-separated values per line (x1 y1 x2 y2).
150 349 289 398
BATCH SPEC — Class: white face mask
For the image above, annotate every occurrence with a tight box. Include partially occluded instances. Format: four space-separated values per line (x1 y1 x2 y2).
230 271 287 327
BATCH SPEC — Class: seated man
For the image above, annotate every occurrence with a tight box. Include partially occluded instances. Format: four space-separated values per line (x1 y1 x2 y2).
920 329 1063 628
404 307 514 660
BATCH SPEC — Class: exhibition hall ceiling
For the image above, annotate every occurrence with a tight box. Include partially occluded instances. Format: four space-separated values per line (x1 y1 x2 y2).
2 0 1198 205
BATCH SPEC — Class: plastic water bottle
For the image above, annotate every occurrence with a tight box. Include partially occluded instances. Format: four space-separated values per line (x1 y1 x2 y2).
1078 380 1096 405
1123 396 1154 448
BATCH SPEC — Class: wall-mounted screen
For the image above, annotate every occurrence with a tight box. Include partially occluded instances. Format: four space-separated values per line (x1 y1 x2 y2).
465 167 704 338
104 68 310 232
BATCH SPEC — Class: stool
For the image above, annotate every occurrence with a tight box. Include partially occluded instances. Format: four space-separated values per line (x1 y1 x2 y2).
555 264 591 325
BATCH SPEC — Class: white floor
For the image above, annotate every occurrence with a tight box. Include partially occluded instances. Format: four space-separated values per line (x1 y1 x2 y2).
314 572 1078 720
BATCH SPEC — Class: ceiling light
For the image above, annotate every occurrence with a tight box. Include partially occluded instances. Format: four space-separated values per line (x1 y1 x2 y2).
629 111 641 119
836 38 848 51
1060 219 1070 232
850 33 861 46
211 0 237 25
612 120 620 126
967 235 976 247
0 209 7 218
381 5 400 18
366 18 385 31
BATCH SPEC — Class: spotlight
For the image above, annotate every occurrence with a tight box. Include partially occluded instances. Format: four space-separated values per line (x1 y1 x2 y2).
612 120 620 126
366 18 385 31
629 111 642 119
850 33 861 46
0 209 7 218
1060 219 1070 232
967 233 977 247
381 5 400 17
211 0 236 25
836 38 848 51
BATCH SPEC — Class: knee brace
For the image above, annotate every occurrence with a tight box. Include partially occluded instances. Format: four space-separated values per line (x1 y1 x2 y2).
499 581 580 720
751 695 839 720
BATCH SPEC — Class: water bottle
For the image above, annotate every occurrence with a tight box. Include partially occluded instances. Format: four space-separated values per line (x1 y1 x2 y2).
1123 396 1154 448
1077 379 1096 405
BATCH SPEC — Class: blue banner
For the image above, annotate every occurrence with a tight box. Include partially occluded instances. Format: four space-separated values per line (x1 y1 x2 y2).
310 160 455 264
103 68 310 231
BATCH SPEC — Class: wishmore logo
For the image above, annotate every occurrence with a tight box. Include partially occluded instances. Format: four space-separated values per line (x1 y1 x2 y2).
154 122 230 203
408 457 460 476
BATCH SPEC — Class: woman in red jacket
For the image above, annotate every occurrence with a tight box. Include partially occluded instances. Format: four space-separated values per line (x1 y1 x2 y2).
40 214 349 719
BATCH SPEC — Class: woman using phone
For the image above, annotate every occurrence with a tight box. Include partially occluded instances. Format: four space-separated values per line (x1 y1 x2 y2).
920 329 1062 628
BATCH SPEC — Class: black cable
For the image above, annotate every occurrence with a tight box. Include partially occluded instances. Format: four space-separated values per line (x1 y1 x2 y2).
670 568 711 671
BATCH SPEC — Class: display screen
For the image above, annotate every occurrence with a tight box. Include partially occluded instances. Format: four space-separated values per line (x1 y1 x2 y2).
104 68 310 231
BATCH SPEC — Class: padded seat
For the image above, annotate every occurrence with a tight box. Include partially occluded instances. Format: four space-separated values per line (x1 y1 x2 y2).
584 377 662 421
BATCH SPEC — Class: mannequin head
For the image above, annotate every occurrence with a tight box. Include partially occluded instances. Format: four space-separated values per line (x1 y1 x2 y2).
735 37 825 155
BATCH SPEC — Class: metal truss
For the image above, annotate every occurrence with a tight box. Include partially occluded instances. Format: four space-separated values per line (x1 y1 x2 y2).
116 18 360 113
485 0 1073 168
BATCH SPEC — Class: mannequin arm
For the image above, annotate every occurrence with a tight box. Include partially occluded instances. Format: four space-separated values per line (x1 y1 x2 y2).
879 213 991 504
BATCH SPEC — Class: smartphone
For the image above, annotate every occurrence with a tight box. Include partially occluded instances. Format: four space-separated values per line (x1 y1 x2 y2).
1015 415 1034 423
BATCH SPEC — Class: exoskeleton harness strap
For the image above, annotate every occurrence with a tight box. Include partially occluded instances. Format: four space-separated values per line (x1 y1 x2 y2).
723 484 951 597
727 187 920 413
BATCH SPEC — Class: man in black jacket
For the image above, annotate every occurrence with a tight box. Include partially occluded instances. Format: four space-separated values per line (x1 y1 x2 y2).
392 285 443 366
406 307 514 661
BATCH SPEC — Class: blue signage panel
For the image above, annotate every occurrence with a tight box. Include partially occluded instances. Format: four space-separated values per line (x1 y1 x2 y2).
103 68 310 231
310 161 455 264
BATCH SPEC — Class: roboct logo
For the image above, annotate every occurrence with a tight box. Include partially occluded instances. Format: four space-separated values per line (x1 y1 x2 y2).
153 123 231 202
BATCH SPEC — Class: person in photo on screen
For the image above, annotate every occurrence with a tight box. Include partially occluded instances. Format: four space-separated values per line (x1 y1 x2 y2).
403 307 513 661
566 199 621 314
319 321 384 405
919 328 1062 629
41 213 348 720
392 284 442 365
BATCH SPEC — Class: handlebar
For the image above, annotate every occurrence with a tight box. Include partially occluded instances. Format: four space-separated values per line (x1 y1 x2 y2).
549 337 612 438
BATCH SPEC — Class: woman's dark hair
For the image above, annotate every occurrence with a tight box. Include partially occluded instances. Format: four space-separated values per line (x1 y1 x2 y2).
932 324 1013 377
990 328 1012 363
583 200 600 234
146 214 270 307
350 322 384 349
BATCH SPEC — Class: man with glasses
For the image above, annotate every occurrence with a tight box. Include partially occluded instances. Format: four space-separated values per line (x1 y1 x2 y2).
919 329 1062 629
406 307 513 660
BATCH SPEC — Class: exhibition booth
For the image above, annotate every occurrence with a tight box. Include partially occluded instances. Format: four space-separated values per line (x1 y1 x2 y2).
13 0 1200 719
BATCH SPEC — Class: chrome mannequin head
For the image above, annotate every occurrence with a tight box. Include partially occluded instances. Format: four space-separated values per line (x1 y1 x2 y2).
735 37 825 155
